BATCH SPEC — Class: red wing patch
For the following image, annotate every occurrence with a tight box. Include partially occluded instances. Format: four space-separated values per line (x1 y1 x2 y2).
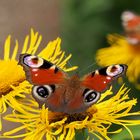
19 54 67 85
127 16 140 29
29 68 65 85
122 11 140 29
82 74 113 92
81 64 127 92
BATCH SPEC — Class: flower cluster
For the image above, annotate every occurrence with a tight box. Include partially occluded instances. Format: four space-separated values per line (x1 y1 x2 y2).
2 85 140 140
0 27 140 140
0 29 77 130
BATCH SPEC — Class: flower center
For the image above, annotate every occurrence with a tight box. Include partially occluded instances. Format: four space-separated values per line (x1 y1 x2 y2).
48 107 97 123
65 112 93 123
0 60 25 97
128 41 140 54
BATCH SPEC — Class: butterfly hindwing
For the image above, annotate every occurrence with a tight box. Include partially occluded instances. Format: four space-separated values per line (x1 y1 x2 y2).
19 54 67 85
81 64 127 92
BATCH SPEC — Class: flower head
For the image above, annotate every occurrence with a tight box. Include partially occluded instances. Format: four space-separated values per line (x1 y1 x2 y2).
2 85 140 140
96 34 140 89
0 29 77 130
96 11 140 89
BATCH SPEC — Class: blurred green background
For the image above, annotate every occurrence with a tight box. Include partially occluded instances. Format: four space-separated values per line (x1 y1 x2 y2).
61 1 140 139
1 0 140 139
61 0 140 70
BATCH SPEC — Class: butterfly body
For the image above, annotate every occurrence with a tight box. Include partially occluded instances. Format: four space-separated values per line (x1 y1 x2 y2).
43 75 86 114
19 54 127 114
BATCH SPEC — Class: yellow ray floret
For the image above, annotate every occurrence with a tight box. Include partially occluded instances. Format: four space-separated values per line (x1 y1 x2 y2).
2 85 140 140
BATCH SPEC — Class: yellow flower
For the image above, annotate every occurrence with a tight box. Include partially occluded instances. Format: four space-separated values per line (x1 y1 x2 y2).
2 85 140 140
0 29 77 130
96 34 140 89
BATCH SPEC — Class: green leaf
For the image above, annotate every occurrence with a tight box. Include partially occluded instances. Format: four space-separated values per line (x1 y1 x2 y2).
74 129 89 140
111 126 140 140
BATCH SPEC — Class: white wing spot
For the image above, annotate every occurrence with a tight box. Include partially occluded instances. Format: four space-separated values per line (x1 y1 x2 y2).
50 65 56 70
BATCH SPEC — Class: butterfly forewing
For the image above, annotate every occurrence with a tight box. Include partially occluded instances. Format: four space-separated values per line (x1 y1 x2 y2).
81 64 127 92
19 54 67 85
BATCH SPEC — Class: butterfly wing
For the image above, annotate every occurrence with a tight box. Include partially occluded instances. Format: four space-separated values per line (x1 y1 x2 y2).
81 64 127 92
19 54 70 111
19 54 67 85
122 11 140 30
121 11 140 45
19 55 127 114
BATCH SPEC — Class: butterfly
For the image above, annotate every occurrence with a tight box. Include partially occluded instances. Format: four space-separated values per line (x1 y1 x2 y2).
121 11 140 45
19 54 127 114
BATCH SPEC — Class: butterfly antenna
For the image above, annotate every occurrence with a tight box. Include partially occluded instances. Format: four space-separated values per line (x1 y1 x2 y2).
64 55 73 67
79 61 97 75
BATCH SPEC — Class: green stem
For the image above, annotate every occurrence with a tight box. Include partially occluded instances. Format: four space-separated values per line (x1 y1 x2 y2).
74 129 89 140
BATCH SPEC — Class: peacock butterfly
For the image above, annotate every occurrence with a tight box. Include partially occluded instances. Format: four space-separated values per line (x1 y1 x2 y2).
19 54 127 114
121 11 140 45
